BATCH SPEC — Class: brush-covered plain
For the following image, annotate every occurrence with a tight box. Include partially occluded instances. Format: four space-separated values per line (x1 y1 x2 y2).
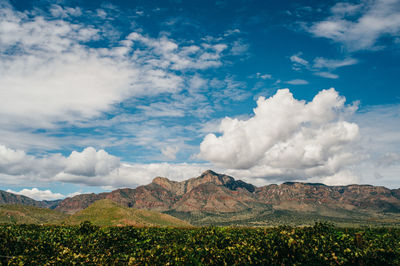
1 222 399 265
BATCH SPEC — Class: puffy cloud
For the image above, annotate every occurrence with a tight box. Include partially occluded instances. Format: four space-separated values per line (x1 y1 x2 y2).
56 162 209 188
65 147 120 177
309 0 400 51
198 88 360 181
6 188 66 201
0 145 120 185
7 188 82 201
308 170 360 186
0 144 65 177
0 144 209 188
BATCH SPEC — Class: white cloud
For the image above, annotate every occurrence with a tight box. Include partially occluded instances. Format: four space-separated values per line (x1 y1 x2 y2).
137 103 185 118
198 88 360 181
254 73 272 80
230 40 249 55
65 147 120 177
0 144 65 178
309 0 400 50
285 79 309 85
313 57 358 69
290 53 309 66
314 72 339 79
349 104 400 188
6 188 66 201
0 143 209 188
6 188 82 201
306 170 360 186
289 52 357 79
161 146 180 160
0 3 228 130
56 162 210 188
0 145 120 185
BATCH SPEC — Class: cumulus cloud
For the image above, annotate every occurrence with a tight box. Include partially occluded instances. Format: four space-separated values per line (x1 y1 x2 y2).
65 147 120 177
309 0 400 51
198 88 360 181
308 170 360 186
0 144 65 177
6 188 66 201
56 162 209 188
0 145 120 185
0 143 209 188
7 188 82 201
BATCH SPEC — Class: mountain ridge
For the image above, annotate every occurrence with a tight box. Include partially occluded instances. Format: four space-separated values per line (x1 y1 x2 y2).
2 170 400 226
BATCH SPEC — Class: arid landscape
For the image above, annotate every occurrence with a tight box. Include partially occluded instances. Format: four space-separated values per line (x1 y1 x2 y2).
1 0 400 264
2 170 400 226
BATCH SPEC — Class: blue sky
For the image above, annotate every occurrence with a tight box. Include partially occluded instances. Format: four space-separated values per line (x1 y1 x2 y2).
0 0 399 200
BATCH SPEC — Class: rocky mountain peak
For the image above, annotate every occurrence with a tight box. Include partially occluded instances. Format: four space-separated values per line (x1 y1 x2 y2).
152 176 186 196
197 170 230 184
194 170 255 193
152 176 173 186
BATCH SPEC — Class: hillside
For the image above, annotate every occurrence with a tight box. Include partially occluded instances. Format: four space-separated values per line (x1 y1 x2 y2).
65 199 190 227
0 204 67 224
0 190 60 209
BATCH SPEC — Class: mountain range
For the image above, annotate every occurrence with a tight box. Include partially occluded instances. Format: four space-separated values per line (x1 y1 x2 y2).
2 170 400 226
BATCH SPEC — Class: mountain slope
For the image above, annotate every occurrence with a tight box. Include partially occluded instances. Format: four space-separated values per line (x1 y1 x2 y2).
0 190 60 209
65 199 190 227
55 170 400 226
0 204 67 224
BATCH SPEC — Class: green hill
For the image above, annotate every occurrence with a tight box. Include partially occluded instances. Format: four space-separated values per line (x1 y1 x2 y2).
0 204 68 224
65 199 191 227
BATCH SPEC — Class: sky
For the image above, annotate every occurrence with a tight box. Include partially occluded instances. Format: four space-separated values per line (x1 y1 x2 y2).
0 0 400 200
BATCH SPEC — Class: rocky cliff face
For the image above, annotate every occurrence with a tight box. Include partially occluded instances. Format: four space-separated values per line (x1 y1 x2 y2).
254 182 400 213
55 170 400 216
54 193 108 214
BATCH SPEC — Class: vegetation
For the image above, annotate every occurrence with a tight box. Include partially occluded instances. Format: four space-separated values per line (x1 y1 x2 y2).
0 204 67 224
0 200 190 227
167 208 400 227
0 222 399 265
66 199 190 227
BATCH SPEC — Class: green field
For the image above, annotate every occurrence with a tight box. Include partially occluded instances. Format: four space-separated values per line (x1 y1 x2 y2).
1 222 399 265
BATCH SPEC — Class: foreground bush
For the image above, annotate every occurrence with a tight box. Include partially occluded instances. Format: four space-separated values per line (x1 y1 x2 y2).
0 222 399 265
